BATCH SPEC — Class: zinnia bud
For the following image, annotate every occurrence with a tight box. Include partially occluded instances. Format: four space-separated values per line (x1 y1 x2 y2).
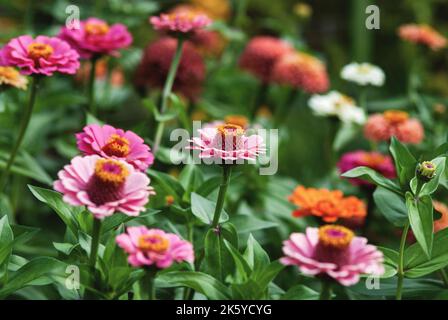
416 161 436 182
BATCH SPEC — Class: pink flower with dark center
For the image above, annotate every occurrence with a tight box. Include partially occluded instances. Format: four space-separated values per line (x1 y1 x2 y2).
1 35 80 76
54 155 154 219
58 18 133 59
116 227 194 268
76 124 154 172
281 225 384 286
150 12 212 34
337 150 396 187
188 123 266 162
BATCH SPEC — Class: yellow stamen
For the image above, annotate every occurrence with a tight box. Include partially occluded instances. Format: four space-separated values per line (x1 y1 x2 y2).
384 110 409 124
27 42 54 60
138 234 170 253
94 159 129 185
217 124 244 137
85 22 110 36
224 115 249 129
318 225 354 249
102 134 131 157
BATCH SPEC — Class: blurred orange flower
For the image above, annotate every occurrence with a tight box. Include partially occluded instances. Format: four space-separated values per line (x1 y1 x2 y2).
434 201 448 233
398 24 447 50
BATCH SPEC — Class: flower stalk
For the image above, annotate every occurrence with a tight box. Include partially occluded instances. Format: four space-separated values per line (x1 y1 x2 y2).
87 56 99 116
396 220 410 300
139 268 157 300
211 165 232 229
89 218 102 269
319 279 332 300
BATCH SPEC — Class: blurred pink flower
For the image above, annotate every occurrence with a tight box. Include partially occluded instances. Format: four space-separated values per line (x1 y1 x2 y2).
58 18 132 59
337 150 396 186
116 227 194 268
364 110 424 144
150 12 211 34
281 225 384 286
1 35 80 76
398 24 447 50
189 123 266 162
76 124 154 172
54 155 154 219
239 36 294 83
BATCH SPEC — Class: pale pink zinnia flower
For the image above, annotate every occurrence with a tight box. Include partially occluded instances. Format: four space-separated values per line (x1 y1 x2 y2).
398 24 447 51
150 12 212 34
337 150 396 187
364 110 424 144
281 225 384 286
116 227 194 268
189 123 266 162
0 35 80 76
76 124 154 172
58 18 133 59
54 155 154 219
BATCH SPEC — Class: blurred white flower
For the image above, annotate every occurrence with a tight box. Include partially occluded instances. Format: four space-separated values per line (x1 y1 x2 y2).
308 91 365 124
340 62 385 86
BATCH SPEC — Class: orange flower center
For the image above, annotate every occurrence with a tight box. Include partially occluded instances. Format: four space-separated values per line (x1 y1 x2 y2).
85 21 110 36
384 110 409 124
169 11 198 22
217 124 244 137
224 115 249 129
27 42 54 60
94 158 129 185
361 153 387 167
138 234 170 253
101 134 131 158
0 66 20 81
318 225 354 249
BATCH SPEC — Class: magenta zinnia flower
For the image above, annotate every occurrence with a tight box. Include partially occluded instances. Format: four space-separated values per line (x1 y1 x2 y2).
189 123 266 162
281 225 384 286
337 150 396 187
76 124 154 172
150 12 212 34
116 227 194 268
58 18 133 59
1 35 80 76
54 155 154 219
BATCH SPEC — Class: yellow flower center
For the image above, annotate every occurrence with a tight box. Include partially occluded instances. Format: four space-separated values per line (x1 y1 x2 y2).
0 66 20 81
27 42 54 60
224 115 249 129
85 21 110 36
318 225 354 249
101 134 131 158
94 158 129 185
217 124 244 137
384 110 409 124
138 234 170 253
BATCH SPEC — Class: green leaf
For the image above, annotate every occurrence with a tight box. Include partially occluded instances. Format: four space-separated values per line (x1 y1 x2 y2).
0 215 13 266
157 271 231 300
28 185 81 236
282 285 319 300
53 242 78 256
102 209 160 233
333 123 360 151
230 215 278 233
243 234 270 273
223 239 252 282
169 94 191 131
378 247 398 278
406 192 434 259
86 113 104 125
147 169 184 202
389 137 417 189
373 187 408 227
341 166 402 195
142 98 178 122
405 228 448 278
191 192 229 225
204 229 225 281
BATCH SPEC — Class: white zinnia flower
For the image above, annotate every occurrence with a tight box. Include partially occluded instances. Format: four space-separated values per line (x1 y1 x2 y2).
340 62 385 86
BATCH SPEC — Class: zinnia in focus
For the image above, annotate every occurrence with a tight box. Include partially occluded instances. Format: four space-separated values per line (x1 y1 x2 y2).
364 110 424 144
116 227 194 268
289 186 367 223
337 151 395 187
0 66 28 90
58 17 133 59
1 35 80 75
76 124 154 172
54 155 154 219
340 62 385 87
281 225 384 286
398 24 447 50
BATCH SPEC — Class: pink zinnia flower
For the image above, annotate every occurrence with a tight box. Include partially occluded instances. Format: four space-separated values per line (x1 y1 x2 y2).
337 150 396 187
398 24 447 51
116 227 194 268
189 123 266 162
76 124 154 172
58 18 133 59
364 110 424 144
281 225 384 286
0 35 80 76
150 12 212 34
54 155 154 219
239 36 294 83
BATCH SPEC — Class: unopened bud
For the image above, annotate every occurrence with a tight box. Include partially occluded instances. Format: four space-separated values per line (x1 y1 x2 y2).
416 161 436 182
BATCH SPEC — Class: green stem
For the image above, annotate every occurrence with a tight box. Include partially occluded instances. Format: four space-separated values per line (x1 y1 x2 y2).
89 218 102 269
0 76 40 192
211 165 232 229
396 221 410 300
139 268 157 300
359 87 368 112
319 280 332 300
153 36 185 154
87 57 98 116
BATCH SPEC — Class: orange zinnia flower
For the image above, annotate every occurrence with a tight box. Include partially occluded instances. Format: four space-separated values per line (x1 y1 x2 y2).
289 186 366 223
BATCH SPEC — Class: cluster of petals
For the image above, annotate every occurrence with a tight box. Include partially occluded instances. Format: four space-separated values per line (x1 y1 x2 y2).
337 150 396 187
150 10 212 34
190 0 231 21
434 201 448 233
289 186 367 223
0 35 80 76
363 110 424 144
58 17 132 59
116 226 194 268
0 66 28 89
76 124 154 172
398 24 447 50
272 51 329 93
281 225 384 286
340 62 385 86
